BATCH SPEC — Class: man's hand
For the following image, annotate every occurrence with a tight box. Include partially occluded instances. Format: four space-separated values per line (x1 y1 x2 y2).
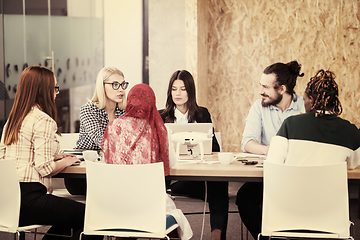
244 140 269 155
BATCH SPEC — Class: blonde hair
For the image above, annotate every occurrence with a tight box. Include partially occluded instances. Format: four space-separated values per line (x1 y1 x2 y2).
91 66 127 110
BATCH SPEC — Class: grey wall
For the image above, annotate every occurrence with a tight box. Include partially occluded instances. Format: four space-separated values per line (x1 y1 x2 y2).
149 0 186 110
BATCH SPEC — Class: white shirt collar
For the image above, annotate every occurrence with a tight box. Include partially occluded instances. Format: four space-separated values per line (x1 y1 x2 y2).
174 107 189 124
269 94 300 112
316 110 333 115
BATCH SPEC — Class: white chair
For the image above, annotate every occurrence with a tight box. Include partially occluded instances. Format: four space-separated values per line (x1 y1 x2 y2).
81 161 178 239
260 161 353 239
58 133 80 149
0 159 49 240
54 132 86 199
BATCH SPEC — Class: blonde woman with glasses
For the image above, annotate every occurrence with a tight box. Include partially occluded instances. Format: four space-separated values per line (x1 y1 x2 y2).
76 66 129 150
67 67 128 195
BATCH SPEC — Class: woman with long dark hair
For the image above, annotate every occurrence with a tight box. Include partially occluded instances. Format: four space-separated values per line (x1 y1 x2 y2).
160 70 228 240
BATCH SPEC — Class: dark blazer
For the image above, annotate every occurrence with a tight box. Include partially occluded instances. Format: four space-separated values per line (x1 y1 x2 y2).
159 107 220 152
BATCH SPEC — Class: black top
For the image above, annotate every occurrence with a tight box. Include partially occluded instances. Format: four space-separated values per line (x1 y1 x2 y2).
278 111 360 151
159 107 220 152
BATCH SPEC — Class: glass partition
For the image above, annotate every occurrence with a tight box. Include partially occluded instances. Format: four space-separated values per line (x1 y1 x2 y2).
2 0 104 133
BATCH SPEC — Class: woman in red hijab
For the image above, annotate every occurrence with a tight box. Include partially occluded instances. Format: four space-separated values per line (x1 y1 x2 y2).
101 83 192 239
101 83 170 175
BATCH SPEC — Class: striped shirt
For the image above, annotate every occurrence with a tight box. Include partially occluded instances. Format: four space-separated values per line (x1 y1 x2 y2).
0 106 58 189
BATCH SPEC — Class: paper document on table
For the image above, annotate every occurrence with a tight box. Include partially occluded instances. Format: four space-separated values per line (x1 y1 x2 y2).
235 153 266 159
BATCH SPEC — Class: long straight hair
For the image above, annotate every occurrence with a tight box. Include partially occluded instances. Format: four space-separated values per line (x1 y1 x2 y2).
162 70 202 123
4 66 58 145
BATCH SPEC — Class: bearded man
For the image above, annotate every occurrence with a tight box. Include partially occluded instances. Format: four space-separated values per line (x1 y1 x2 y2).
241 60 305 155
237 60 305 240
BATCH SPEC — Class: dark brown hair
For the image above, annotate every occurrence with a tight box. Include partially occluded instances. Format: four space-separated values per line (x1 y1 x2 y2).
305 69 342 117
161 70 202 123
263 60 304 95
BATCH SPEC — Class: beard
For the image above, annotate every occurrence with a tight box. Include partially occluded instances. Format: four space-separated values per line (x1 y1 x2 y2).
261 92 283 107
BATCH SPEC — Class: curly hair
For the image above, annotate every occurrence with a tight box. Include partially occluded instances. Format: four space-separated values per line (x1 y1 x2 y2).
305 69 342 117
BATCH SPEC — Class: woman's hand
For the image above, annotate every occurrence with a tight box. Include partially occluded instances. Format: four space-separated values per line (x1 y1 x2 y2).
50 155 81 176
54 153 76 161
61 155 81 167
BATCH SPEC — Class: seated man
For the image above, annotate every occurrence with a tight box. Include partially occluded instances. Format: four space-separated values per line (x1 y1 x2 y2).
237 60 305 239
241 60 305 155
267 69 360 168
240 69 360 240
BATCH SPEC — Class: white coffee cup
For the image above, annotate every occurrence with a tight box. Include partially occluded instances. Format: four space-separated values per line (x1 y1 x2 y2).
218 152 234 165
83 150 99 162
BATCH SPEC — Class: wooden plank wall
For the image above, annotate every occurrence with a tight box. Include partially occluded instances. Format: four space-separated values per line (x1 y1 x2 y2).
188 0 360 152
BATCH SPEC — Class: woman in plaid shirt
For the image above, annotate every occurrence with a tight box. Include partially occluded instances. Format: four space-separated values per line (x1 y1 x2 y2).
0 66 102 240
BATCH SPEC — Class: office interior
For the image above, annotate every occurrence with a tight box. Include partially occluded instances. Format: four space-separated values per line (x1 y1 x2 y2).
0 0 360 239
1 0 360 153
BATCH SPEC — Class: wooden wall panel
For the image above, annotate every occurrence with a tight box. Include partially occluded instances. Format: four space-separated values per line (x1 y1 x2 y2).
191 0 360 152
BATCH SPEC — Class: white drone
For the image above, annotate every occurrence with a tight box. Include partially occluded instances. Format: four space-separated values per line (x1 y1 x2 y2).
170 130 212 163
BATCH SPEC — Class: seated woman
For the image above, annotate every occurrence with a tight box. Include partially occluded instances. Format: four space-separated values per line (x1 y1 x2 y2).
0 66 102 240
76 66 128 150
159 70 228 240
67 66 128 195
101 83 192 240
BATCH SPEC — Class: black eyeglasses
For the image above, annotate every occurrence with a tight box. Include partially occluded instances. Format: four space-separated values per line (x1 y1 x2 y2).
103 81 129 90
55 85 60 93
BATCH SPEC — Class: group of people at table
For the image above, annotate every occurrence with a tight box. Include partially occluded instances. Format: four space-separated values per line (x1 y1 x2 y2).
0 59 359 240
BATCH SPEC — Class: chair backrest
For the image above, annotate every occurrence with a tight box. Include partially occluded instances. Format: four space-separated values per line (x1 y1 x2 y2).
58 133 80 150
84 161 167 238
262 161 350 239
0 159 21 233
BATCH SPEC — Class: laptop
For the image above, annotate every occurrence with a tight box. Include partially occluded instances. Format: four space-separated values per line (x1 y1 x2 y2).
59 149 85 163
165 123 213 155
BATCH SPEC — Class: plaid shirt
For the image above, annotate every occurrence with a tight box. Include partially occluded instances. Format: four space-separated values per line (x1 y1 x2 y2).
75 101 125 150
0 106 58 190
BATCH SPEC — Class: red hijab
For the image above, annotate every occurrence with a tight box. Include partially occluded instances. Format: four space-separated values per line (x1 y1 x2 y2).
101 83 169 175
